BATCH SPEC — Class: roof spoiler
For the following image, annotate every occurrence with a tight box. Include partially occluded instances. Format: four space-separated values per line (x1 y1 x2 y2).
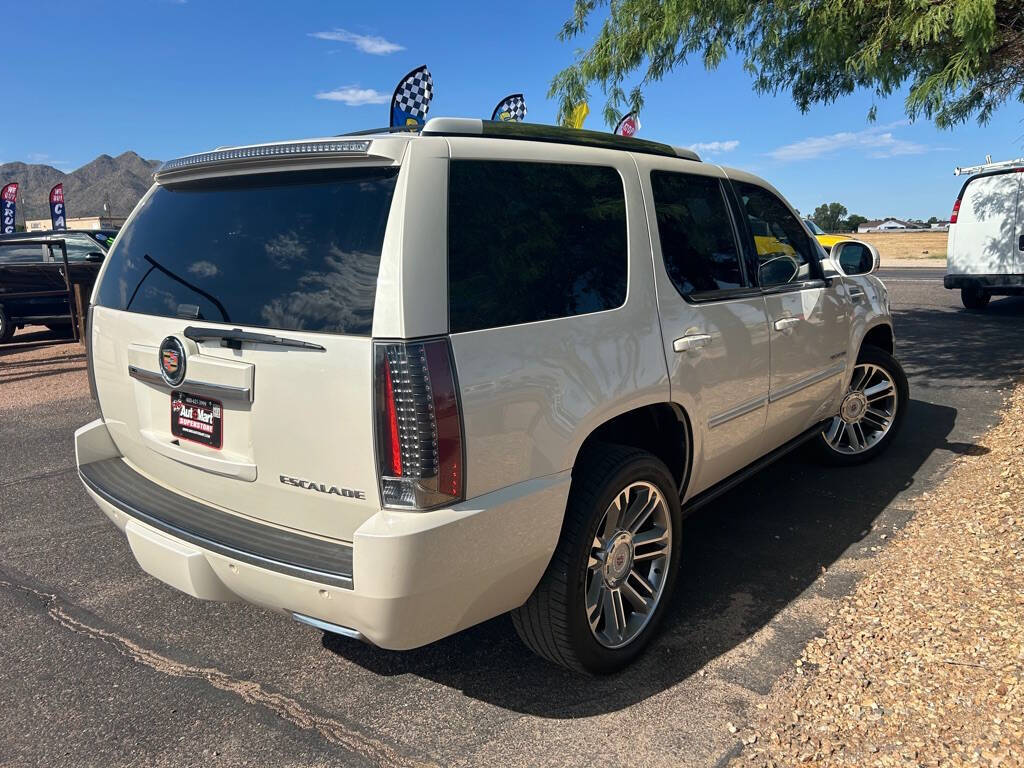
154 140 375 181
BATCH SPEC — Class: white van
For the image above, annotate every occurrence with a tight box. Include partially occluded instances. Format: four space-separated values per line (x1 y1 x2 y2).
945 159 1024 309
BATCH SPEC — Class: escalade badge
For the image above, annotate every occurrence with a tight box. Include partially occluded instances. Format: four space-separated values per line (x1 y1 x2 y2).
158 336 187 387
280 474 367 500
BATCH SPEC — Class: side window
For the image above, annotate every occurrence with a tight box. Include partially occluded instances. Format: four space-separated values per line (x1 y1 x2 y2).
0 243 44 263
735 183 818 288
650 171 744 298
50 236 101 261
448 160 627 333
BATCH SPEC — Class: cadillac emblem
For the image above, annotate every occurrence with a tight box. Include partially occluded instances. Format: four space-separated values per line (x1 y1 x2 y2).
158 336 187 387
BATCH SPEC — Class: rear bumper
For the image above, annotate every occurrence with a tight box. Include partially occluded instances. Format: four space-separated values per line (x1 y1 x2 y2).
75 418 569 650
944 273 1024 294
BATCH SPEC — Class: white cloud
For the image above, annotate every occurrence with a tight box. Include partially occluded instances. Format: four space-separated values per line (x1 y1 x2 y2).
688 140 740 155
26 152 71 169
314 86 390 106
768 124 929 161
309 29 403 55
188 260 219 278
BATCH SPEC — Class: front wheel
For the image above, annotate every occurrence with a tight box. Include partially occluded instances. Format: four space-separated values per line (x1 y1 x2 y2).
512 445 682 674
814 345 909 466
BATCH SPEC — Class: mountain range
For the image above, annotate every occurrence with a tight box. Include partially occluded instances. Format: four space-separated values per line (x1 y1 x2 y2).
0 152 160 222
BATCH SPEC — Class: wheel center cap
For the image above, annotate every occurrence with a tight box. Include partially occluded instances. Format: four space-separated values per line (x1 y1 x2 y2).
840 391 868 422
603 532 634 585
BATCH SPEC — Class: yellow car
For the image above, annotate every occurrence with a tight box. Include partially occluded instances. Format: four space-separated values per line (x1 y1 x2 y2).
803 219 846 251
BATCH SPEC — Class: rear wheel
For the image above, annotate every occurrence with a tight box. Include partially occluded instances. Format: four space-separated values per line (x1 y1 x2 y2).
512 445 681 674
961 285 990 310
813 345 908 466
0 308 13 343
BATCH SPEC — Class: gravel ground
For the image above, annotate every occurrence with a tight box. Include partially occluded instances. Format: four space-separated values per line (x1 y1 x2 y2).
0 330 86 411
732 384 1024 767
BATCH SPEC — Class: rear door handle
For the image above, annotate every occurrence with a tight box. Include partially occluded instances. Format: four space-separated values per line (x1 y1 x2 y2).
773 317 801 333
848 287 865 301
1019 234 1024 251
673 333 712 353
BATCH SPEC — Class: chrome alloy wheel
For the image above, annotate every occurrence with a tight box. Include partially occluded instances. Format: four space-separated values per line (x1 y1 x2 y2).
586 481 672 649
824 362 899 455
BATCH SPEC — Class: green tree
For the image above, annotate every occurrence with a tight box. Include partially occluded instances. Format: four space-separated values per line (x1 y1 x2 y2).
845 214 869 232
550 1 1022 128
812 202 848 232
928 215 939 224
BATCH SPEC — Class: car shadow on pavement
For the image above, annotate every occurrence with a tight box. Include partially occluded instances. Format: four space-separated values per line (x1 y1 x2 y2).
893 296 1024 390
324 397 962 717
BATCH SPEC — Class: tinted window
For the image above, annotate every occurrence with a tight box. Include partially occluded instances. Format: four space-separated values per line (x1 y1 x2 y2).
48 235 102 261
736 183 817 287
0 242 44 263
650 171 743 297
448 161 627 332
94 168 398 335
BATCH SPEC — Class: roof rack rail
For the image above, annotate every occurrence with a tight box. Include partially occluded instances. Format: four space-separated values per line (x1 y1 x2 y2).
954 157 1024 176
339 125 422 137
420 118 701 161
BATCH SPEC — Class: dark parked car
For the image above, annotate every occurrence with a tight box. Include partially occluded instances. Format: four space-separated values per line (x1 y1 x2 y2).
0 230 112 342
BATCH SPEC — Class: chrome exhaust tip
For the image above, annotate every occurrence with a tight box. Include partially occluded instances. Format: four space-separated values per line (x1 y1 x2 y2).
292 612 367 643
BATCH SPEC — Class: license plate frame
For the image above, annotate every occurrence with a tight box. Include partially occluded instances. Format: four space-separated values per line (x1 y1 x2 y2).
171 391 223 449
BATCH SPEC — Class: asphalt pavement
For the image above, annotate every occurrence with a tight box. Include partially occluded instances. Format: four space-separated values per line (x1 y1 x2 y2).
2 275 1022 768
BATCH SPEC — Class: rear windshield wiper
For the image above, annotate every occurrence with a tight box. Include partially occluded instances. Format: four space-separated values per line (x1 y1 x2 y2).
183 326 326 351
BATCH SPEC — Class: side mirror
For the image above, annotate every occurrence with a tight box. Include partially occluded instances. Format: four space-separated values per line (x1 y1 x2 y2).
85 252 105 263
758 255 800 287
830 240 879 276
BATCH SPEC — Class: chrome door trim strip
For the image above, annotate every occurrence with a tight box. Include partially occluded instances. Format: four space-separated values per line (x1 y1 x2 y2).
128 365 253 403
768 362 846 404
708 395 768 429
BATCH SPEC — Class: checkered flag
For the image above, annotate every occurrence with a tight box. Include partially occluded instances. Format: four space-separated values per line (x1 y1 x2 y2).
491 93 527 122
390 65 433 128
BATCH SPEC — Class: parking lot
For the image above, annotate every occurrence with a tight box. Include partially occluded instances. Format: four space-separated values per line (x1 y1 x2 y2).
2 269 1022 768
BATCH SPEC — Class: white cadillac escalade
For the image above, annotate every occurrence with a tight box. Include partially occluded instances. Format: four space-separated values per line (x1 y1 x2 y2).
75 118 906 673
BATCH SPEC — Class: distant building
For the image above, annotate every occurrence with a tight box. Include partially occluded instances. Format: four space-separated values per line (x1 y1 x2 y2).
856 219 929 233
25 215 126 232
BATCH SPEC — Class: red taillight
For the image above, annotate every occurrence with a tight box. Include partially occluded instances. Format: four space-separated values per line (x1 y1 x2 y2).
383 362 402 476
950 198 961 224
374 338 464 509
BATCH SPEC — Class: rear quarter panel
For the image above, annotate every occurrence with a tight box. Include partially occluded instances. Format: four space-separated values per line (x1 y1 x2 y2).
444 138 670 500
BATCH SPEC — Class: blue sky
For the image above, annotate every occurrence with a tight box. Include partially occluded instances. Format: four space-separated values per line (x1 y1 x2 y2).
5 0 1023 219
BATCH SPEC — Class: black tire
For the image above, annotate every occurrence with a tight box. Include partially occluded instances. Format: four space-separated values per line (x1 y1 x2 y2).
0 307 13 343
812 344 909 466
512 444 682 674
961 285 990 310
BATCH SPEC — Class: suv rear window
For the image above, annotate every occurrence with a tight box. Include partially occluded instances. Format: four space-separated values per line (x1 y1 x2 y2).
94 167 398 335
448 160 627 333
